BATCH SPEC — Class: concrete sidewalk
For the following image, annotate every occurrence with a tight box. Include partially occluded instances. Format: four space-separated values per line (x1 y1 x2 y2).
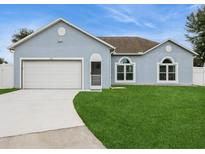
0 126 105 149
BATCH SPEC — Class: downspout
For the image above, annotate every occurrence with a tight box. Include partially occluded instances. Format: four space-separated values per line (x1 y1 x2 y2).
110 48 115 88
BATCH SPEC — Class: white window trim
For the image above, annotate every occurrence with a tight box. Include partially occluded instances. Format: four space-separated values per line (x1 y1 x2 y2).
115 57 136 83
157 56 178 83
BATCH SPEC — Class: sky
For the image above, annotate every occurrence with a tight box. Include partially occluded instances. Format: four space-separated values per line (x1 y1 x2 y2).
0 4 202 63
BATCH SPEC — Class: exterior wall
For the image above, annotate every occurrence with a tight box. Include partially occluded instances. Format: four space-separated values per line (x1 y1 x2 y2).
14 21 111 89
111 41 194 85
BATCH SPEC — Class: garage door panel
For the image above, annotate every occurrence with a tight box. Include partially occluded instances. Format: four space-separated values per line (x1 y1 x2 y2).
23 60 82 89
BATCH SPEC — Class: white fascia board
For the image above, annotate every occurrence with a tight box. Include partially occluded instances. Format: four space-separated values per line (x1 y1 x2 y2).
143 39 198 56
59 18 116 49
112 52 144 56
113 39 198 56
9 19 61 50
9 18 116 51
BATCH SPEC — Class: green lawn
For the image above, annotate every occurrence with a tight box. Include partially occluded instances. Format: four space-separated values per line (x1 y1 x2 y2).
74 85 205 149
0 88 17 95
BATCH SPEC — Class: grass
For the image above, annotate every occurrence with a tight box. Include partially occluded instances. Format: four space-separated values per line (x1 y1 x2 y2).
0 88 18 95
74 85 205 148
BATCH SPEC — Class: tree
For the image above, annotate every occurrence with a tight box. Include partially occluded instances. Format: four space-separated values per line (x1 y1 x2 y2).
185 5 205 67
0 58 8 64
11 28 34 43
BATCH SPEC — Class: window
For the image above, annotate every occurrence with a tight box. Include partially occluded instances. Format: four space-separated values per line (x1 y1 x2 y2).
159 65 166 81
121 58 130 64
126 65 133 80
158 57 178 82
168 65 176 81
116 57 135 82
162 58 172 63
117 65 124 80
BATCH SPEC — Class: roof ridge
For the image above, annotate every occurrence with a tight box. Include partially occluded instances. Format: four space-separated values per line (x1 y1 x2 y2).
9 18 115 50
98 36 159 44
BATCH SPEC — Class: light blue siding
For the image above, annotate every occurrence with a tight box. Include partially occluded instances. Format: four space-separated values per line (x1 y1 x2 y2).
14 21 194 88
111 41 193 85
14 21 111 89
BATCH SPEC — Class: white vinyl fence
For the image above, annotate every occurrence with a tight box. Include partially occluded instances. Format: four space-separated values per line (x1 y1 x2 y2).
0 64 14 88
193 67 205 86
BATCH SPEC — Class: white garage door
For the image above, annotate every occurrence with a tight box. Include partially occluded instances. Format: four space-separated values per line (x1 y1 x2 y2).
23 60 82 89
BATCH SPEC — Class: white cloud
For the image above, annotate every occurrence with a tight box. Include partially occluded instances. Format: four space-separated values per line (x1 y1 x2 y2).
188 4 202 12
100 6 141 26
144 22 156 29
100 6 158 30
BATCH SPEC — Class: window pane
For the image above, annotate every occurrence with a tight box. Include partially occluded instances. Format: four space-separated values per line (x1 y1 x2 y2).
162 58 172 63
160 65 166 73
159 73 166 80
120 58 130 64
117 65 124 73
117 73 124 80
169 65 175 72
91 75 101 86
91 62 101 75
126 73 133 80
168 73 175 81
126 65 133 73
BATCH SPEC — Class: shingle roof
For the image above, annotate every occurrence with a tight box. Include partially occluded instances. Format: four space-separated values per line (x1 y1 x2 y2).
98 36 159 54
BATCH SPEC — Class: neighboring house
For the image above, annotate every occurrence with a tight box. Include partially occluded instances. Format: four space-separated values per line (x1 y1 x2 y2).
9 18 197 90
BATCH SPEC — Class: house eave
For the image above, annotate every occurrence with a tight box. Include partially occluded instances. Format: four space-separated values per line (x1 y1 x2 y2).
9 18 116 52
112 39 198 56
142 39 198 56
112 52 144 56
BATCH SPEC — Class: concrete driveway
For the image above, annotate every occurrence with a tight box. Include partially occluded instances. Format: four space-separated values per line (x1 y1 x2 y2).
0 90 84 138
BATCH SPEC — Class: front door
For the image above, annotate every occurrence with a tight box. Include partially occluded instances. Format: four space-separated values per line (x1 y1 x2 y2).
91 62 101 89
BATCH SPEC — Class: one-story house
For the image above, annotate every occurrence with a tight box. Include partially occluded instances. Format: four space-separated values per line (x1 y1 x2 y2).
9 18 197 90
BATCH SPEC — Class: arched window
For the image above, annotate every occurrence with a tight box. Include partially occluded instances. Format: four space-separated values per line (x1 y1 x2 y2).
158 57 178 83
120 58 131 64
115 57 135 82
90 53 102 62
162 58 172 63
